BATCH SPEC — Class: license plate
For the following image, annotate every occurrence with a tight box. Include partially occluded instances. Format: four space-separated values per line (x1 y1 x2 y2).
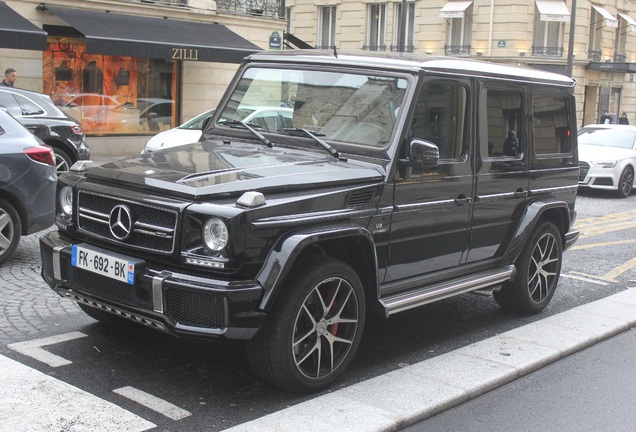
71 245 136 284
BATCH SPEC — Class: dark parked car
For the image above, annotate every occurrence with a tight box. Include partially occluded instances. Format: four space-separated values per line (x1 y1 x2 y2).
0 109 56 264
40 51 579 392
0 87 90 173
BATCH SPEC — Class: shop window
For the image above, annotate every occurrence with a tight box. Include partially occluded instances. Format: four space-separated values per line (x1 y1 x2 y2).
43 37 177 135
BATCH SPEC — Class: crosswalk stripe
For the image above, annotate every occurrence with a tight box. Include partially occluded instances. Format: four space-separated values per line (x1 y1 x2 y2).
0 354 155 432
7 331 87 367
114 386 191 420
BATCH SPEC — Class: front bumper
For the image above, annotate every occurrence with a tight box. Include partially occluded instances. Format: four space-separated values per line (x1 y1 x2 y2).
40 231 266 340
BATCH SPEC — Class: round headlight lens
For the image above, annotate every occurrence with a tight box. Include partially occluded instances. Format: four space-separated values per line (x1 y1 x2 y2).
59 186 73 216
202 218 229 252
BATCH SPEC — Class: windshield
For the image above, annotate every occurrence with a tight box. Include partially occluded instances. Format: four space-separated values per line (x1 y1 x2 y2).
577 127 636 149
217 67 408 148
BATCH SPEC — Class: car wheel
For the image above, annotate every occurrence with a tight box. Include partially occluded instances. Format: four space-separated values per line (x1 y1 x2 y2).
0 198 21 264
616 166 634 198
494 221 562 315
53 148 73 174
77 302 133 327
246 254 365 392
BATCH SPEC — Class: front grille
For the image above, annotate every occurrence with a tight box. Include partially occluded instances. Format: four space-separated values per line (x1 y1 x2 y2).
579 162 590 181
78 191 178 254
166 287 227 328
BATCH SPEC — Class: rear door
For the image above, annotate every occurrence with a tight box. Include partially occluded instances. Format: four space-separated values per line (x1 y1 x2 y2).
467 82 529 264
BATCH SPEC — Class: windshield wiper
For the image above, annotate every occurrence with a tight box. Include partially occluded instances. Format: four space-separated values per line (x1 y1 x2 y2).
278 128 345 161
220 120 274 148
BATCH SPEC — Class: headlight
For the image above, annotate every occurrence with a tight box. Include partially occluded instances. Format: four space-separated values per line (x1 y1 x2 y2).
202 218 228 252
591 160 617 168
59 186 73 216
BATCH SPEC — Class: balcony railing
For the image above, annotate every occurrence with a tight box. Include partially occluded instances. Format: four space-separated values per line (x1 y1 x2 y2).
532 46 563 57
614 52 627 62
389 45 415 53
363 45 388 51
122 0 187 5
588 50 602 61
216 0 285 19
445 45 471 56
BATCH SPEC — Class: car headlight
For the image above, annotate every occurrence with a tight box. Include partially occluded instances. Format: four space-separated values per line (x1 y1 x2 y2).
591 160 617 168
59 186 73 217
202 217 229 252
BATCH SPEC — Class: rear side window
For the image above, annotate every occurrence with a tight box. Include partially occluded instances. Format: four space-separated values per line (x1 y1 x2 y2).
484 88 523 158
532 94 572 155
0 91 21 117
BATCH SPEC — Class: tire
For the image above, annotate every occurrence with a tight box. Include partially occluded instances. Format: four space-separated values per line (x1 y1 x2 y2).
53 148 73 174
494 221 562 315
77 302 133 328
616 166 634 198
245 254 366 392
0 198 21 265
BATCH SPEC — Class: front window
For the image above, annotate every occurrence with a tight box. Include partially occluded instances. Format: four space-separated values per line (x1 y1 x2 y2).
43 37 177 135
217 67 408 148
318 6 337 49
589 8 603 60
365 4 387 51
392 2 415 52
532 6 564 57
615 13 632 62
445 5 472 55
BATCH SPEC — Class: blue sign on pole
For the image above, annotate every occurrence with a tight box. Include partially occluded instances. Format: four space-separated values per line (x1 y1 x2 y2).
269 31 282 49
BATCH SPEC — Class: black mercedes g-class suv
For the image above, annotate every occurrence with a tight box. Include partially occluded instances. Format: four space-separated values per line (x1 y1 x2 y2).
41 51 579 392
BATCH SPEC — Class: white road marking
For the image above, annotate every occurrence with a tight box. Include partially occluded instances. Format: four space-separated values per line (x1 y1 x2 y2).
7 331 88 367
0 354 155 432
114 386 192 420
561 273 609 286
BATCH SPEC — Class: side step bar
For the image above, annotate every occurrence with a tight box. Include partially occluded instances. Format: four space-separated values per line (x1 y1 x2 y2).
380 265 516 317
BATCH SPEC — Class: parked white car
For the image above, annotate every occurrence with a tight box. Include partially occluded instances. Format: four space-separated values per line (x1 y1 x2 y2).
143 109 214 153
143 107 292 153
578 124 636 197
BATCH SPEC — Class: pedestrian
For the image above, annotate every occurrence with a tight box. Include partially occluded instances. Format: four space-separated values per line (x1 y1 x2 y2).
1 68 16 87
619 112 629 125
600 111 611 124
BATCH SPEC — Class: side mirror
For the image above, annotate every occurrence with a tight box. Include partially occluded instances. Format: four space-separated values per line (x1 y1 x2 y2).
397 139 439 179
201 115 213 132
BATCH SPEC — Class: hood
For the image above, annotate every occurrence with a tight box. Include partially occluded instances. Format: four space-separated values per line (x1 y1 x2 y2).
85 140 385 198
579 144 636 162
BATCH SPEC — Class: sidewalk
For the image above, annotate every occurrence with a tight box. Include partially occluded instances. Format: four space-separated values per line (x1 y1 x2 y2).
223 288 636 432
404 327 636 431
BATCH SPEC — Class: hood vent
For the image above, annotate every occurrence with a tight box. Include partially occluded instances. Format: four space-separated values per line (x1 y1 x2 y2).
346 190 375 207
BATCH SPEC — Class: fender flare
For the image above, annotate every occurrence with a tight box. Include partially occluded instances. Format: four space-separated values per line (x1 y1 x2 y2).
255 224 379 310
505 200 571 262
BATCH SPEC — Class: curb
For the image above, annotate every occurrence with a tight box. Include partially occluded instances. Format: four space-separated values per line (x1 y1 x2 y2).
223 288 636 432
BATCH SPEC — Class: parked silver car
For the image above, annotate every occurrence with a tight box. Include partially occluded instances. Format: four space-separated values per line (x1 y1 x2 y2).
0 109 57 263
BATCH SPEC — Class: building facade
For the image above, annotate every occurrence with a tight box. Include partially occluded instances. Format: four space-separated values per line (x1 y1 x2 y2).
284 0 636 128
0 0 286 155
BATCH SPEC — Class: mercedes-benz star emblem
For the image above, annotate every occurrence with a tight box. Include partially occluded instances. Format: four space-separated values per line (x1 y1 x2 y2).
109 205 134 240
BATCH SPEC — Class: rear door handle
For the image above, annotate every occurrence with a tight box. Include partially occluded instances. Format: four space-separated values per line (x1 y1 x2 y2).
514 189 528 198
454 195 473 206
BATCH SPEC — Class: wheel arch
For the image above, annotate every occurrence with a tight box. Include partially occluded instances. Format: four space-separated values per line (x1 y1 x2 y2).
43 137 78 162
506 200 572 263
0 190 28 235
256 224 379 311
